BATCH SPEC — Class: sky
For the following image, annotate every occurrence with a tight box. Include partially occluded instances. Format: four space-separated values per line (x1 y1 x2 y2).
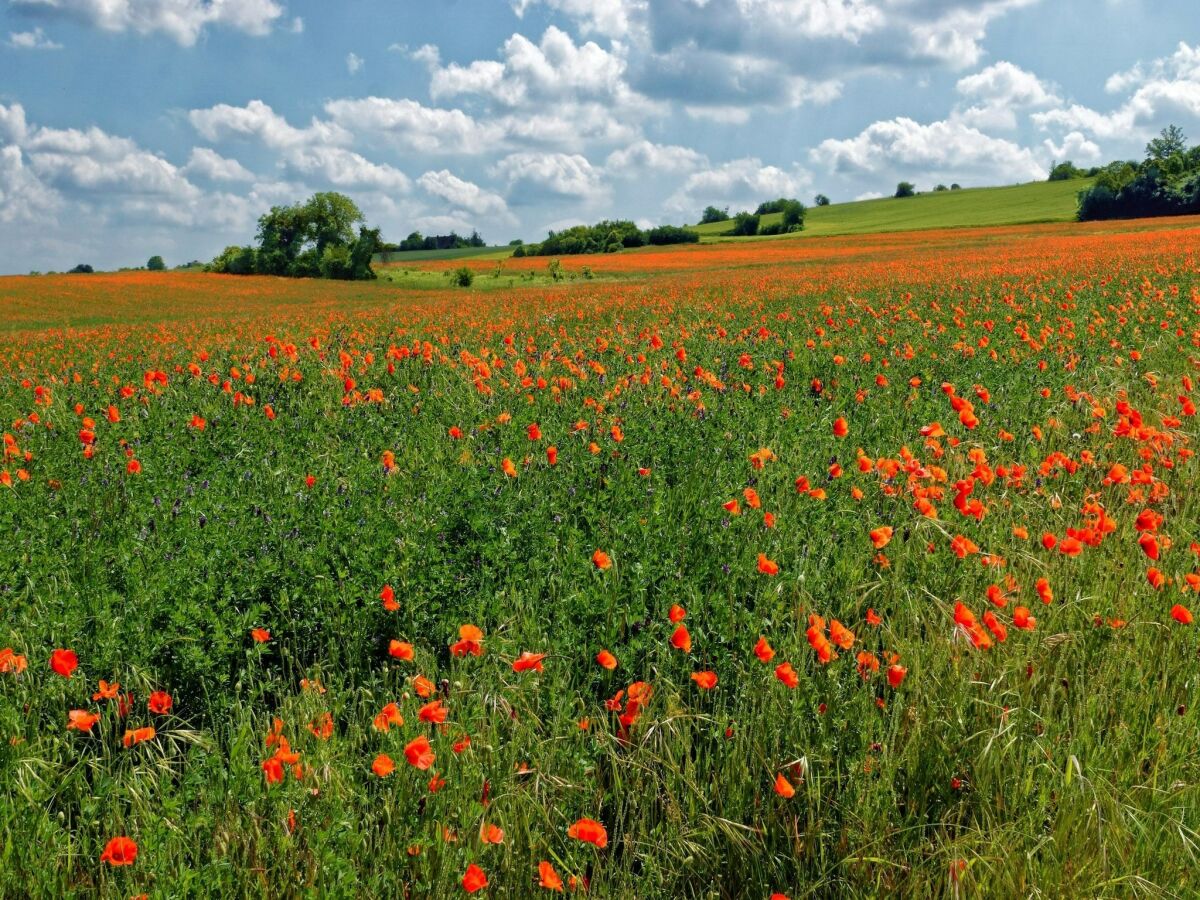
0 0 1198 274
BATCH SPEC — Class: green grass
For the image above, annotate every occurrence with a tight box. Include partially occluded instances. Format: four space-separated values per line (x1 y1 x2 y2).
377 265 627 291
689 179 1092 240
373 246 514 264
3 219 1200 897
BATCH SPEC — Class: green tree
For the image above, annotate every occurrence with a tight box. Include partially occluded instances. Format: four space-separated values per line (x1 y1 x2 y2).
780 199 806 231
727 212 760 236
895 182 916 198
304 192 365 256
1147 125 1187 162
147 255 166 271
699 205 729 224
347 227 380 280
814 194 831 207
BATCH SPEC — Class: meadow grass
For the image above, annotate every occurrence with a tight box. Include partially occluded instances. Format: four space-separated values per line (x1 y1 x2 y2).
689 179 1093 241
0 217 1199 898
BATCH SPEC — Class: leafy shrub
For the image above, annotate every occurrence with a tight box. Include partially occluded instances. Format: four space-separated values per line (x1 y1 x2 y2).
451 266 475 287
726 212 760 237
1077 127 1200 221
645 225 699 245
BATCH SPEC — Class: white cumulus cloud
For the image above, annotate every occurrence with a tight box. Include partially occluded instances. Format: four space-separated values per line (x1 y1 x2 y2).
9 0 284 46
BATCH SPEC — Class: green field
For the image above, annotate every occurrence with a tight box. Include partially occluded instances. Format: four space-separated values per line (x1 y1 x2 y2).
689 179 1093 241
5 217 1200 897
373 246 513 264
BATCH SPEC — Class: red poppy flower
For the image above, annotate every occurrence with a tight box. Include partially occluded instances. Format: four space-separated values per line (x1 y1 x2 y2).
50 649 78 678
567 817 608 848
462 863 488 893
100 836 137 867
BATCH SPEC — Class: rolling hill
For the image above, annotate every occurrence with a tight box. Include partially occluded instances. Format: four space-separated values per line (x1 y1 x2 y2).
689 179 1093 241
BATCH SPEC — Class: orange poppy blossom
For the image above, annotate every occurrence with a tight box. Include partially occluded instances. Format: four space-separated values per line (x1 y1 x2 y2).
753 636 775 663
512 651 547 673
567 817 608 848
67 709 101 732
122 726 156 748
388 640 415 661
669 625 692 654
404 735 436 770
462 863 488 893
756 553 779 575
50 648 78 678
774 772 796 798
538 860 565 892
450 624 485 657
100 836 137 867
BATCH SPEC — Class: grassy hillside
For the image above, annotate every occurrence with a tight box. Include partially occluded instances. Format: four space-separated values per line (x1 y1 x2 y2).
689 179 1092 240
373 245 512 264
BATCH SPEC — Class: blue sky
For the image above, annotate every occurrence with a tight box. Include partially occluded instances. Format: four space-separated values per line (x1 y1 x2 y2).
0 0 1197 273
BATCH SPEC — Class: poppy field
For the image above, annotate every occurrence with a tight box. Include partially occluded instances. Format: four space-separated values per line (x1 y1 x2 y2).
4 217 1200 898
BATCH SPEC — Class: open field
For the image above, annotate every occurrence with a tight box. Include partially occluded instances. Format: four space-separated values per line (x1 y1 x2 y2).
689 180 1094 240
2 216 1200 897
373 246 515 264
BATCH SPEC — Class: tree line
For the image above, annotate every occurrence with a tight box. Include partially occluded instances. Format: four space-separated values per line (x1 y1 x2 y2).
1075 125 1200 221
698 198 807 236
384 230 487 253
513 220 698 257
206 192 381 280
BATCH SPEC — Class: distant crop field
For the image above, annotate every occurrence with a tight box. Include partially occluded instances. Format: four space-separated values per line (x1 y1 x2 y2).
690 179 1093 240
2 215 1200 897
373 246 513 263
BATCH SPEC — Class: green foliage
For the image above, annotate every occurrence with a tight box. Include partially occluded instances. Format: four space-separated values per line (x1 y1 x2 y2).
895 182 916 198
147 255 166 271
1078 126 1200 221
217 246 257 275
523 220 648 257
699 205 730 224
1048 161 1093 181
726 212 760 236
1147 124 1187 162
392 230 487 253
451 265 475 287
209 192 377 280
814 194 831 207
68 264 94 274
645 225 700 246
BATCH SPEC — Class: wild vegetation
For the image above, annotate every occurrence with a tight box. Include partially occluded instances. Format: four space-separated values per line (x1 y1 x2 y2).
206 192 381 281
515 220 697 257
1078 125 1200 220
1 215 1200 896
